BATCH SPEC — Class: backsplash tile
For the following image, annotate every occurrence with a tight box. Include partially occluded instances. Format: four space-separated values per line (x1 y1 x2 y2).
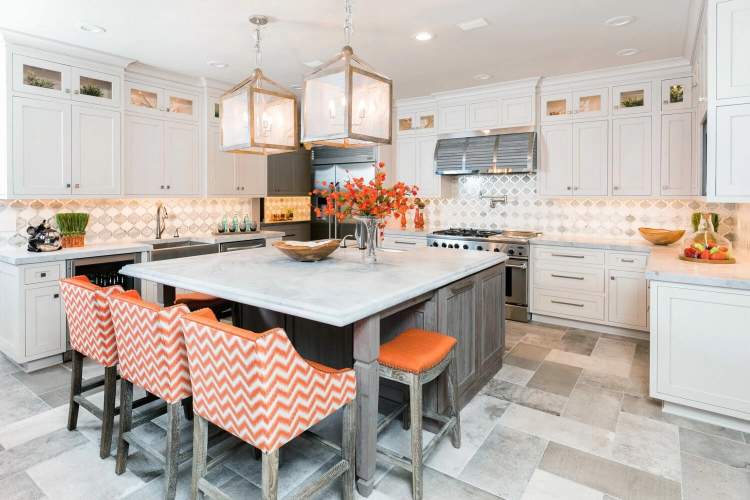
416 175 739 241
0 198 256 246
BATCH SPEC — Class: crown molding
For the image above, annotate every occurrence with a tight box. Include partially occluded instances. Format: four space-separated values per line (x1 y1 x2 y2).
125 62 204 89
540 57 692 91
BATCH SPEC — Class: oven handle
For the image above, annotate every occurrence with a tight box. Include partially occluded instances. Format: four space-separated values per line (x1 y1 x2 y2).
506 262 527 270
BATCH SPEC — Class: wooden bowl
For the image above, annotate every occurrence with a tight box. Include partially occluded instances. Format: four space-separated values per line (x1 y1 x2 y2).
638 228 685 246
272 239 341 262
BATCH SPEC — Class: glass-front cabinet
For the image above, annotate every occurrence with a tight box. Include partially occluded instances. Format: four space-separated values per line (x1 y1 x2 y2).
573 88 609 119
661 77 692 112
208 95 221 123
397 107 436 135
125 82 198 121
13 55 71 98
72 68 120 107
541 93 571 122
612 82 652 115
166 91 197 120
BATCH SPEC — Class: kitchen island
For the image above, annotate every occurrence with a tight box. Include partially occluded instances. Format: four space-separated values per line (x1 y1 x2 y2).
120 245 507 496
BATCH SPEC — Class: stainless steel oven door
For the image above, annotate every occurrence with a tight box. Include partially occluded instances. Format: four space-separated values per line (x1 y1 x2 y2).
505 258 529 321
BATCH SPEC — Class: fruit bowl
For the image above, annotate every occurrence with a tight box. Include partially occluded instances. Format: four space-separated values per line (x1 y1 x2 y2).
638 228 685 245
681 228 735 264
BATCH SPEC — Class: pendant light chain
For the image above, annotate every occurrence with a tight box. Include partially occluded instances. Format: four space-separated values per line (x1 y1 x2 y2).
344 0 353 46
254 24 262 68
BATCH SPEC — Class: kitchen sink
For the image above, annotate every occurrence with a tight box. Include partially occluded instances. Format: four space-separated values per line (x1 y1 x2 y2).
150 240 219 261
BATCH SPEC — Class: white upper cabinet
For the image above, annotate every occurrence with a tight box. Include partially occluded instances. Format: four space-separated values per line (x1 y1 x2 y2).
541 93 572 123
573 120 608 196
661 77 692 112
12 97 71 195
71 105 121 195
416 135 439 197
235 154 267 197
539 124 573 196
126 81 198 121
438 103 468 133
396 136 418 186
397 106 436 135
660 112 694 196
716 0 750 99
468 99 500 129
12 55 71 99
501 96 534 126
207 126 237 195
573 88 609 119
71 67 121 108
715 104 750 199
612 82 652 115
612 116 652 196
124 114 164 196
163 121 199 195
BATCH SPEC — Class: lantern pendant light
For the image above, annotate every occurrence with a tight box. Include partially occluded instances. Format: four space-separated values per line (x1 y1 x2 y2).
220 15 298 155
302 0 393 148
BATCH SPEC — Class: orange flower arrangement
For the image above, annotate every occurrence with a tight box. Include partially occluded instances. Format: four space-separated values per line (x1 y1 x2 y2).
312 162 418 226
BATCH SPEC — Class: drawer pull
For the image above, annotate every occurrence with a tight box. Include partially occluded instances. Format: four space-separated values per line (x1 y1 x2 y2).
394 240 417 245
53 293 59 299
450 283 473 295
40 272 47 278
551 274 584 280
551 253 585 259
551 300 584 308
620 258 635 263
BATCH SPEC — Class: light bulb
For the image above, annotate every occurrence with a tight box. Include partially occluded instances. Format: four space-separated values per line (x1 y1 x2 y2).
328 99 336 120
261 111 273 136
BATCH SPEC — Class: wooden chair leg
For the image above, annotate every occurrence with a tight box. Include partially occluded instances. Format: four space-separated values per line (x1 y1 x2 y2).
165 403 182 500
402 386 410 430
261 449 279 500
191 415 208 500
447 351 461 449
409 374 423 500
341 401 357 500
99 365 118 458
182 397 194 421
115 379 133 475
67 350 83 431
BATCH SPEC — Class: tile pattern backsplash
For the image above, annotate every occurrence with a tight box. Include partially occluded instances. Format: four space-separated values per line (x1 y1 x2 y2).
0 198 256 246
263 196 312 223
417 175 741 241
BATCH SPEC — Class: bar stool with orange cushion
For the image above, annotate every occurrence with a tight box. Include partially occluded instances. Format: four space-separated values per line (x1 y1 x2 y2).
376 328 461 500
59 276 124 459
180 308 357 500
174 292 231 317
108 290 192 500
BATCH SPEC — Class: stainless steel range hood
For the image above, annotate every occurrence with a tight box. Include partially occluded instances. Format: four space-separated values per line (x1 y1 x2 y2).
434 126 537 175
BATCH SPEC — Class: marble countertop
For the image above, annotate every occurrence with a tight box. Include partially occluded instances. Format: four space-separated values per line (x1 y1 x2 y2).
645 246 750 290
0 231 285 265
120 245 507 327
531 235 655 253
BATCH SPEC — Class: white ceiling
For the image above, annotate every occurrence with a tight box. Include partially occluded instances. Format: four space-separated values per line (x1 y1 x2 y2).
0 0 695 98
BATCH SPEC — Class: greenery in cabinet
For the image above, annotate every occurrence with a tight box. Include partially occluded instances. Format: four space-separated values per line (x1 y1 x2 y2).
24 71 55 89
80 84 104 97
621 97 644 107
669 85 684 104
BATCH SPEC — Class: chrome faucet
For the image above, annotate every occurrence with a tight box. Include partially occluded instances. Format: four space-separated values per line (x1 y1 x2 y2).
156 203 169 239
340 234 355 248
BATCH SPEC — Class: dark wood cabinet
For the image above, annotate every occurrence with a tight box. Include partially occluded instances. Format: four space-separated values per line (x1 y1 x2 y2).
476 265 505 375
438 275 478 393
267 149 311 196
261 222 311 242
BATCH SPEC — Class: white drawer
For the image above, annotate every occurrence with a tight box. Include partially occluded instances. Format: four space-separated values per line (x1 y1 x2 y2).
533 288 605 321
534 263 605 293
606 252 648 270
533 246 605 266
23 264 62 285
382 236 426 249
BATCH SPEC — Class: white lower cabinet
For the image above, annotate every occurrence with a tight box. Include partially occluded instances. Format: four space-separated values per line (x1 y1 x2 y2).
24 284 64 357
651 281 750 421
531 245 649 332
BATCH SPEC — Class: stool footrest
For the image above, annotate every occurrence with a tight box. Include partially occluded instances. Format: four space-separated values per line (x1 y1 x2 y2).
74 395 104 420
377 402 409 434
285 456 350 500
376 415 457 472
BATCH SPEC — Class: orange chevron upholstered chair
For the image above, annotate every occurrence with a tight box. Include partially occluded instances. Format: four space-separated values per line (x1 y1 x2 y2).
376 328 461 500
181 309 358 500
108 290 191 500
59 276 125 459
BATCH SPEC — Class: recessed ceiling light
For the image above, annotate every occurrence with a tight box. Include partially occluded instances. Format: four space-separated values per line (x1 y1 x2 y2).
457 18 489 31
78 23 106 33
616 48 640 57
303 60 323 68
605 16 636 27
474 73 492 81
289 84 302 90
413 32 433 41
207 61 228 68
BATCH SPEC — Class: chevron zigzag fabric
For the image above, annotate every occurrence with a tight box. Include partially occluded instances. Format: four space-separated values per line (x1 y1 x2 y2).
59 276 124 367
181 309 357 453
109 291 192 403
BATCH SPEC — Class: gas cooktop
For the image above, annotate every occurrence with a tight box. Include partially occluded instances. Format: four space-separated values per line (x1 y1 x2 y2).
430 228 540 240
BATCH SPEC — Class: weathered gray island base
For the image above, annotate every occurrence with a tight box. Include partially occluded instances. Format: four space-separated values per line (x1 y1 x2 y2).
121 246 506 496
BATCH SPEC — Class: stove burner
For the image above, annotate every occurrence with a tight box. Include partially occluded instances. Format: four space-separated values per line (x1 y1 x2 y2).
432 228 503 238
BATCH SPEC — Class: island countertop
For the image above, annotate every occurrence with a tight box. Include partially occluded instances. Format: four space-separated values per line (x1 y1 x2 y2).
120 245 507 327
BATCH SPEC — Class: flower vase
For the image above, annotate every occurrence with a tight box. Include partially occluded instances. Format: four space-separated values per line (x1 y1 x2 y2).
355 215 380 264
414 208 424 230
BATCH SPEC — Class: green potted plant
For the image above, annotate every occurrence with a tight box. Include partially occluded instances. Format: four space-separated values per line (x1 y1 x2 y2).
79 84 103 97
55 213 89 248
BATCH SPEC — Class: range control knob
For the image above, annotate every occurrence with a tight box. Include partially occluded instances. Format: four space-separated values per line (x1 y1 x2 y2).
463 244 469 249
477 246 483 251
508 249 515 256
494 248 500 252
432 242 439 247
441 243 447 248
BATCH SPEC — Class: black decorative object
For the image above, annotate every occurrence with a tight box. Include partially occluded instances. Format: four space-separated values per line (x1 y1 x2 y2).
26 220 62 252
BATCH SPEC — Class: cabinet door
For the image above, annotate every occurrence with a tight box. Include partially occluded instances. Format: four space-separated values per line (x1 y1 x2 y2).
573 88 609 119
612 116 652 196
501 96 534 127
476 266 505 370
717 0 750 99
539 124 573 196
25 284 64 357
573 120 608 196
416 135 438 197
715 104 750 198
12 97 71 195
468 99 500 129
541 93 572 123
207 126 237 195
72 67 121 108
71 105 121 195
438 276 477 392
290 149 312 195
125 82 164 116
396 137 418 186
124 114 164 195
660 112 694 196
612 82 651 115
165 90 198 121
438 103 468 133
12 55 71 99
164 121 199 195
267 154 294 194
607 270 648 330
661 77 692 112
397 110 416 135
236 154 268 197
415 109 436 134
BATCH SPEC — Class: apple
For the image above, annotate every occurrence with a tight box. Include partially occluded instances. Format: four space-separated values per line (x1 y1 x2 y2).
710 252 728 260
684 247 698 258
700 250 711 260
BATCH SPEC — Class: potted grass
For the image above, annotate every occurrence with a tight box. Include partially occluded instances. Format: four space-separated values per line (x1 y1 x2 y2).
55 213 89 248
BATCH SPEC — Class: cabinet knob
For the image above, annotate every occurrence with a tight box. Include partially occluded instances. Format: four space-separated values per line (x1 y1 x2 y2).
64 89 71 94
613 186 619 190
53 293 59 298
574 186 579 191
40 272 46 278
73 90 80 95
610 276 615 281
241 186 245 191
66 183 71 188
663 100 669 105
160 185 165 189
566 186 572 191
166 185 171 189
74 183 80 189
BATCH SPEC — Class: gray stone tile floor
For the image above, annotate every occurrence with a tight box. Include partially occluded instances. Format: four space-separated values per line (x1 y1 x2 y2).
1 321 749 499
